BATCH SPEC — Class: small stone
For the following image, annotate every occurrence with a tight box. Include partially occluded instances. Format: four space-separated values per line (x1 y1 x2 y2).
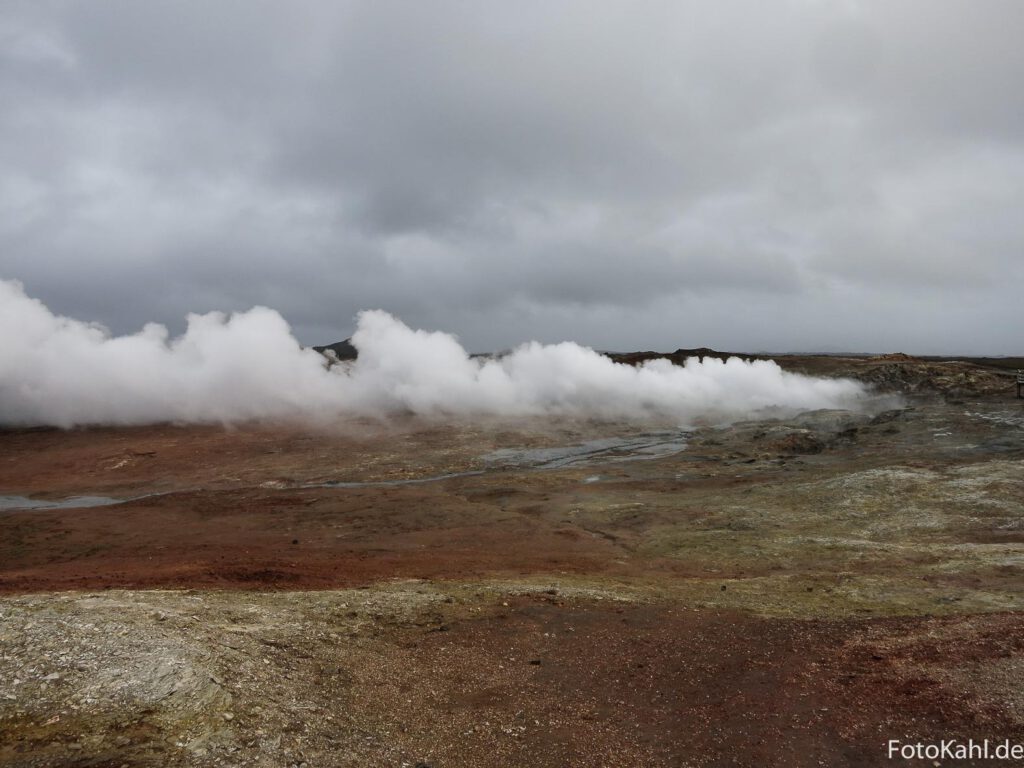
223 712 234 721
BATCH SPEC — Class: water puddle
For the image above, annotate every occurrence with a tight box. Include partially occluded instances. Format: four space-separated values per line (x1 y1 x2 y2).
315 430 689 488
966 410 1024 430
0 495 126 511
482 430 690 471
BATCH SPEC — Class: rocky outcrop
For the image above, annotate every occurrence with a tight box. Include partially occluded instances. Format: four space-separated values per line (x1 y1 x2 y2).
313 339 357 364
856 361 1012 397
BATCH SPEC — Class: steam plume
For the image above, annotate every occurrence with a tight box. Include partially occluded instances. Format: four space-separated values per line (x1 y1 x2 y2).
0 279 867 427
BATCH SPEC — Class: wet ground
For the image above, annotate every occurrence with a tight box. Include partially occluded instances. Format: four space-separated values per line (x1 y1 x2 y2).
1 367 1023 766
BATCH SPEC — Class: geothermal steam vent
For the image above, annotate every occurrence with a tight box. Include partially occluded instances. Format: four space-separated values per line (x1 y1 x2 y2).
0 279 866 428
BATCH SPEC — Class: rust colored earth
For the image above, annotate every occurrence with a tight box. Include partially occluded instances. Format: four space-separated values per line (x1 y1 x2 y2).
2 387 1023 766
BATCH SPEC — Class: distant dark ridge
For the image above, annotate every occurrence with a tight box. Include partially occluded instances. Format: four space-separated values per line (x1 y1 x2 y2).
313 339 357 361
609 350 1024 372
311 340 1023 375
606 347 762 367
915 355 1024 372
313 342 760 366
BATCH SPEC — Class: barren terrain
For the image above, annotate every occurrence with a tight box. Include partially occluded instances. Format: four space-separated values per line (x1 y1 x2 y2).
2 355 1023 766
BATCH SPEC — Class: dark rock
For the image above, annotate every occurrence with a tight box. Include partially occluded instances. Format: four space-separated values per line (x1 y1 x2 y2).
313 339 357 363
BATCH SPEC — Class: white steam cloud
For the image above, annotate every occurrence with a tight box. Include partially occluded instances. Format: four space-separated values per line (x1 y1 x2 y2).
0 279 867 428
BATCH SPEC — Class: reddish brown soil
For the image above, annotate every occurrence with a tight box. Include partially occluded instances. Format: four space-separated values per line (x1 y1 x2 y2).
3 413 1024 766
0 484 630 592
0 422 726 593
361 599 1024 766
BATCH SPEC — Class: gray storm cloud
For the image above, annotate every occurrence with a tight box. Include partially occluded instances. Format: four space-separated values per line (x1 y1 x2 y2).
0 279 866 428
1 2 1022 355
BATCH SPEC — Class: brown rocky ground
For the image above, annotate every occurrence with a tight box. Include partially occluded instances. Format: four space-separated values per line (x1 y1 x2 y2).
1 356 1023 766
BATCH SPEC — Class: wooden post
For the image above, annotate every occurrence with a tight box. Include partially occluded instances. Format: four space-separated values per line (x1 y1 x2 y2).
1018 370 1024 399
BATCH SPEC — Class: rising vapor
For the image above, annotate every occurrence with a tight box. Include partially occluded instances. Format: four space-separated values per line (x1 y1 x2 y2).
0 279 867 428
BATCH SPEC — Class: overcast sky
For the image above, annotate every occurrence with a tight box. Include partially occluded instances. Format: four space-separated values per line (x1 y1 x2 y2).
2 1 1022 354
